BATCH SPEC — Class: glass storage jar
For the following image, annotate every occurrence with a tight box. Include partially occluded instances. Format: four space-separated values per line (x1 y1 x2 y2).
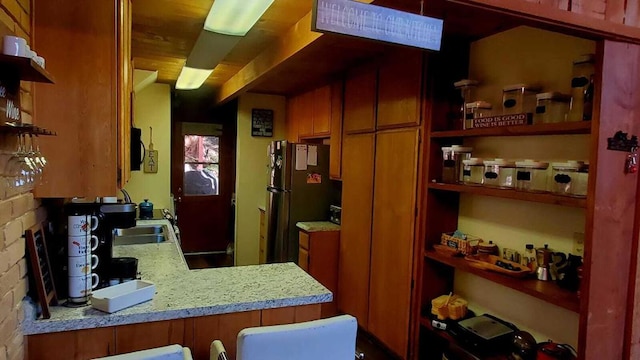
572 162 589 197
534 92 571 124
567 54 595 122
464 101 492 129
551 161 583 195
515 160 549 192
483 159 516 188
462 158 484 185
454 79 479 129
502 84 541 115
441 145 472 184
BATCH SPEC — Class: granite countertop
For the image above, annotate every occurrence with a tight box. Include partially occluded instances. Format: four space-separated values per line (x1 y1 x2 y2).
296 221 341 232
23 220 331 335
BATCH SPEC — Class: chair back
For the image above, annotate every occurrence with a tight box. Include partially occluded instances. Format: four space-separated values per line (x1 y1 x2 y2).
236 314 357 360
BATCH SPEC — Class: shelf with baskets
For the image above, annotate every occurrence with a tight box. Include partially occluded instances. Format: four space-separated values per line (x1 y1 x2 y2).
424 250 580 313
427 182 587 208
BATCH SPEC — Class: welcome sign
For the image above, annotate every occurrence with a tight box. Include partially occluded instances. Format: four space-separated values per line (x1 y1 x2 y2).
312 0 443 51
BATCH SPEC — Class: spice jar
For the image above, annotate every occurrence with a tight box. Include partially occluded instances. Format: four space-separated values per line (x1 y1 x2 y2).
502 84 541 115
464 101 492 129
462 158 484 185
534 92 571 124
442 145 472 183
551 161 583 195
567 54 595 122
515 160 549 193
573 162 589 198
483 159 516 188
521 244 537 271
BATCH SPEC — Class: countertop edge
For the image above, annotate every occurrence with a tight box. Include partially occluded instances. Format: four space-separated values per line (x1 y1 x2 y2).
296 221 341 232
22 293 332 335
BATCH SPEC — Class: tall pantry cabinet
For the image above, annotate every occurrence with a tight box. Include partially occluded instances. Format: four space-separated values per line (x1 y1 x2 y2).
338 49 424 358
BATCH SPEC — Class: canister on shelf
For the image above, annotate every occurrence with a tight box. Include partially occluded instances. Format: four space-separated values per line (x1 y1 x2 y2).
462 158 484 185
441 145 472 183
515 160 549 192
502 84 541 115
454 79 479 129
534 92 571 124
483 159 516 188
464 101 492 129
551 161 583 195
567 54 595 122
573 162 589 198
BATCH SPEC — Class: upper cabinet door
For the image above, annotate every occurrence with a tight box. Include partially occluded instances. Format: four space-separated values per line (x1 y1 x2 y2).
297 91 314 138
343 64 377 134
312 85 332 136
329 79 344 180
286 96 300 143
377 49 423 130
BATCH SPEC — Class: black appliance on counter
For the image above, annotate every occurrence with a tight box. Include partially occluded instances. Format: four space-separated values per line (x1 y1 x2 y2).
448 314 518 356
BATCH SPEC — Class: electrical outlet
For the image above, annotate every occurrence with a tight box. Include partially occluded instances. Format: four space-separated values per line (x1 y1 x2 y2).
573 232 585 256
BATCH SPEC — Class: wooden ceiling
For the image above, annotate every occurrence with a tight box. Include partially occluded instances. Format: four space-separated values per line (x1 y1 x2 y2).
132 0 313 88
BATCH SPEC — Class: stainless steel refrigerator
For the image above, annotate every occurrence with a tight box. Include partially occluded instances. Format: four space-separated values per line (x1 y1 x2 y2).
266 141 331 263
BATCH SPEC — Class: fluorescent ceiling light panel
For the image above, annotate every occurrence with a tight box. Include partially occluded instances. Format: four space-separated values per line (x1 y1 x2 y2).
175 67 213 90
204 0 275 36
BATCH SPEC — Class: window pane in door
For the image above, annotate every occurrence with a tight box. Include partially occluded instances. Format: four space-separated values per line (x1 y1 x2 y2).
184 164 219 196
184 135 219 163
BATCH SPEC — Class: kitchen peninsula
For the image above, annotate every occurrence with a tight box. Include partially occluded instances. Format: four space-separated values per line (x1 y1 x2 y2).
23 220 331 359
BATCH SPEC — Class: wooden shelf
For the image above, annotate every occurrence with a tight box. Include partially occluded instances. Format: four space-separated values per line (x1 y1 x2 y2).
0 54 55 83
424 250 580 313
0 124 56 136
428 182 587 208
430 121 592 138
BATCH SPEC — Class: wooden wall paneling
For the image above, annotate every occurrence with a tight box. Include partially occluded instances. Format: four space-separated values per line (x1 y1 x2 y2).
193 311 261 360
343 64 377 134
579 40 640 360
368 127 420 358
34 0 118 198
329 78 344 180
27 327 116 360
115 319 186 354
312 84 331 136
338 133 376 328
376 50 423 130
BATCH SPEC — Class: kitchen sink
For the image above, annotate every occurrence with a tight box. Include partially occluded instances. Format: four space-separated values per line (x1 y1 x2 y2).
113 225 166 245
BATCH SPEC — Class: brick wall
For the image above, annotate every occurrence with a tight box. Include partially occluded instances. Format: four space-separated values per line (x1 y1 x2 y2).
0 1 39 360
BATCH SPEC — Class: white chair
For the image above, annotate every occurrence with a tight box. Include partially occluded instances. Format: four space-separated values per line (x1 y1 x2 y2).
210 314 358 360
93 344 193 360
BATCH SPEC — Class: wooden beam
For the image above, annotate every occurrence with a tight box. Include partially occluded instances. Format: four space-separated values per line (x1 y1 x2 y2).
214 11 322 104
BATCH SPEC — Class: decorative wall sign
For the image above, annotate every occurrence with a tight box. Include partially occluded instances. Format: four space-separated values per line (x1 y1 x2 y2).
312 0 443 51
0 78 21 125
251 108 274 137
472 113 533 129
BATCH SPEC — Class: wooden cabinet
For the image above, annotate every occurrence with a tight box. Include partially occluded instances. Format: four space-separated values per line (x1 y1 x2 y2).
286 96 300 142
192 311 261 360
368 128 420 357
298 230 340 318
312 85 332 136
290 84 334 140
297 91 314 138
259 208 266 264
376 50 423 130
343 64 377 134
33 0 131 198
27 327 115 360
338 133 376 328
329 79 344 180
117 0 133 188
115 319 187 354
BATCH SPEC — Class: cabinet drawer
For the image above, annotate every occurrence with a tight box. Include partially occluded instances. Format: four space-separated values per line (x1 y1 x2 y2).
299 231 310 250
298 247 309 271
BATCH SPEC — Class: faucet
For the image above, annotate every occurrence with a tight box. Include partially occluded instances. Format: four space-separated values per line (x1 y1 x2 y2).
120 188 132 203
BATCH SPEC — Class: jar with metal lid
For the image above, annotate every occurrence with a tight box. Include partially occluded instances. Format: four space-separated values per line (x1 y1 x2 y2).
502 84 541 115
462 158 484 185
464 101 492 129
567 54 595 122
573 162 589 197
441 145 472 184
534 92 571 124
551 161 583 195
483 159 516 188
515 160 549 192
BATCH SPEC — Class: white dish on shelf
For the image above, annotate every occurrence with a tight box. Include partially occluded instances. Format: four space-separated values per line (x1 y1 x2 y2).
90 280 155 313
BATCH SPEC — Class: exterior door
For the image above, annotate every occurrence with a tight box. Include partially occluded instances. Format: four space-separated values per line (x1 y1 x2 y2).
172 121 236 253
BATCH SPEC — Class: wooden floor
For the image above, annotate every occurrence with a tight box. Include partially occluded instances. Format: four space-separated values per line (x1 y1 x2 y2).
185 254 398 359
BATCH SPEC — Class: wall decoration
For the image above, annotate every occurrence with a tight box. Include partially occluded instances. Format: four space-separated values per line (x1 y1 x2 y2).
251 108 274 137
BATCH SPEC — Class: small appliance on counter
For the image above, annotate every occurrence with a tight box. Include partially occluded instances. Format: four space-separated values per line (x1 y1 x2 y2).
448 314 518 355
329 205 341 225
138 199 154 219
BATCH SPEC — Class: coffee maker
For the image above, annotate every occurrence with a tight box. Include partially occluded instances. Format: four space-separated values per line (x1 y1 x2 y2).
95 203 136 288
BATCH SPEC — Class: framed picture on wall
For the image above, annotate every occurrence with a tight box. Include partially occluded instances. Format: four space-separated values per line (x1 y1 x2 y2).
251 108 274 137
